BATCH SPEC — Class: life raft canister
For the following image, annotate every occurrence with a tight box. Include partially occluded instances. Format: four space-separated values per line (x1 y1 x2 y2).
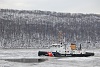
47 52 53 57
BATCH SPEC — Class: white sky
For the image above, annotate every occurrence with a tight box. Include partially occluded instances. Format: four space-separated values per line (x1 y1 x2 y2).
0 0 100 14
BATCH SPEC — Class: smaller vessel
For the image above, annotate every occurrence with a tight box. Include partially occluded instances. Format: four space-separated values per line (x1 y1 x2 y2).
38 43 94 57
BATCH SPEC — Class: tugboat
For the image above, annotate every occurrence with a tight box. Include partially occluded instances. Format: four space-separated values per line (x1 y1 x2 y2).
38 43 94 57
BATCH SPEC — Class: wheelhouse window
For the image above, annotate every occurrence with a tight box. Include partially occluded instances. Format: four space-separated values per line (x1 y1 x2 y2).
52 45 60 48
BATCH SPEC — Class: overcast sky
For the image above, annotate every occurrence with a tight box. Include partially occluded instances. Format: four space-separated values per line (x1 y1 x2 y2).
0 0 100 14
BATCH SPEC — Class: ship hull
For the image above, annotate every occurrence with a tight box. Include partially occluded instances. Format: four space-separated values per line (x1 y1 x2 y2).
38 51 94 57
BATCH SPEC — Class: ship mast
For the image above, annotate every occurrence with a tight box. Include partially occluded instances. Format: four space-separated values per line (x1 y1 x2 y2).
58 31 67 55
58 31 63 44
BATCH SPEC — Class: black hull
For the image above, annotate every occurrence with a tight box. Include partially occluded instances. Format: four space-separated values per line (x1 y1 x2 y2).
38 51 94 57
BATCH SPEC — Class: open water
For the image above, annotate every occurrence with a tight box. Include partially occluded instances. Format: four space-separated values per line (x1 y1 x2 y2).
0 48 100 67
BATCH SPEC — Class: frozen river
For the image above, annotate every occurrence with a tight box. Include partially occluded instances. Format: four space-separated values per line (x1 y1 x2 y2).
0 49 100 67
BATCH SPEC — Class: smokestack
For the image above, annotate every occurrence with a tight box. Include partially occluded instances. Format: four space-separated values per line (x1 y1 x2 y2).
80 44 81 50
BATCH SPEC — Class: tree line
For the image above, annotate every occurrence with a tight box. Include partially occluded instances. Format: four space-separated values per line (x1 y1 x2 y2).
0 9 100 48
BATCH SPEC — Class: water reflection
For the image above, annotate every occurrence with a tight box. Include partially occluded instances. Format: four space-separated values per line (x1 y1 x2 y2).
4 58 48 63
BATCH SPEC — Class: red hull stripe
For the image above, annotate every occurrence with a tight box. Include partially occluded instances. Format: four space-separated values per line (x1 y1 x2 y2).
47 52 54 57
